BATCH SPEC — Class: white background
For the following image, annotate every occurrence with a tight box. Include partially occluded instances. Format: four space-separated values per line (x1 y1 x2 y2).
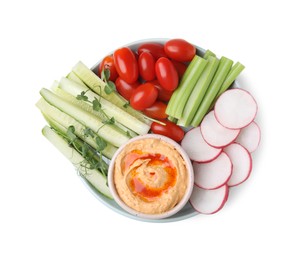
1 0 306 259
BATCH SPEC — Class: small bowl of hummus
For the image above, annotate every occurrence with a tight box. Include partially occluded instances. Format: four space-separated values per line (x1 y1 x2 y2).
108 134 194 220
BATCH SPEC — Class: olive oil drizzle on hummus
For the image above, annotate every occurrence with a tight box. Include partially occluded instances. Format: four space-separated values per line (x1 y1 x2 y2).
124 150 177 201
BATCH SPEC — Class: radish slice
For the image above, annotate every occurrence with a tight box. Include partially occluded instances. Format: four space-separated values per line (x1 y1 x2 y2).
181 127 222 162
223 143 252 187
201 111 240 148
189 185 229 214
236 121 261 153
193 152 232 190
214 89 258 129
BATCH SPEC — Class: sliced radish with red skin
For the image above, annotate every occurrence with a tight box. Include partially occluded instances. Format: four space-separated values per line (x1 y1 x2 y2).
193 152 232 190
236 121 261 153
224 143 252 187
201 111 240 148
181 127 222 162
189 185 229 214
214 89 258 129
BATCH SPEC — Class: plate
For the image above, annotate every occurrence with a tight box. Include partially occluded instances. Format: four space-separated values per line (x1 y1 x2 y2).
81 39 238 222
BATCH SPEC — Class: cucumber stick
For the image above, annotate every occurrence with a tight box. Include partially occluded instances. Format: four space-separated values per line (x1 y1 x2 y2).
40 88 130 147
42 125 112 199
66 71 87 87
36 98 117 159
58 77 149 135
72 61 150 124
52 85 137 138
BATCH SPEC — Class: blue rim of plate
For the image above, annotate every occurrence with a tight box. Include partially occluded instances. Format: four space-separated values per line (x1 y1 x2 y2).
83 38 239 222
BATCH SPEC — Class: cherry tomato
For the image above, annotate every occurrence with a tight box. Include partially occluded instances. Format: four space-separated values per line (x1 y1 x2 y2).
138 52 156 81
151 120 185 142
164 39 196 62
130 82 158 110
150 80 173 102
143 101 168 119
155 57 178 91
98 55 118 82
137 43 167 59
115 77 140 100
113 47 138 83
171 60 187 79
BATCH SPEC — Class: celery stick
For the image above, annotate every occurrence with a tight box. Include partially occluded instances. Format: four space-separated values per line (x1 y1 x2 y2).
72 61 150 124
58 77 149 135
217 62 245 96
42 126 112 198
166 56 208 118
209 62 245 110
191 56 233 127
179 56 219 126
37 98 117 159
167 116 178 124
40 88 130 147
203 49 216 59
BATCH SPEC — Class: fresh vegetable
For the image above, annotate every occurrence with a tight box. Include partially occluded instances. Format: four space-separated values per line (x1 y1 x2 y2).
150 120 184 142
203 49 216 59
58 77 150 135
189 185 229 214
113 47 139 84
181 127 222 162
72 61 150 124
138 51 156 81
37 98 117 159
129 82 158 110
171 60 187 78
193 152 232 190
150 80 173 102
224 143 252 187
166 55 208 119
67 71 87 87
164 39 196 62
137 42 167 59
115 77 140 100
235 121 261 153
98 55 118 81
178 56 219 126
190 56 233 126
143 101 168 119
155 57 179 91
42 126 112 198
40 88 130 147
216 62 245 98
200 111 240 148
214 89 258 129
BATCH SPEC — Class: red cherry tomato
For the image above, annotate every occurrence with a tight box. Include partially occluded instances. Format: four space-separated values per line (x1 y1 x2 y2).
164 39 196 62
115 77 140 100
130 82 158 110
137 43 167 59
171 60 187 79
113 47 138 83
150 80 173 102
98 55 118 82
155 57 178 91
138 52 156 81
151 120 185 142
143 101 168 119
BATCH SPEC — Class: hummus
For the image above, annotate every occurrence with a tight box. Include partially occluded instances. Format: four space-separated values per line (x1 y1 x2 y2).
113 138 188 214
